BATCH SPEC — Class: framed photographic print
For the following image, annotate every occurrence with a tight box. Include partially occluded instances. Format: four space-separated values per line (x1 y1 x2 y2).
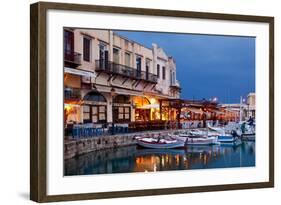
30 1 274 202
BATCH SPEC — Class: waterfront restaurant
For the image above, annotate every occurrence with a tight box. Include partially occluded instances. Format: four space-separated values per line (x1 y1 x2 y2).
63 28 236 138
64 28 181 136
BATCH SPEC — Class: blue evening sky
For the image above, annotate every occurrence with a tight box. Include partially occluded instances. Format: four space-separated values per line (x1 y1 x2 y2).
116 30 255 103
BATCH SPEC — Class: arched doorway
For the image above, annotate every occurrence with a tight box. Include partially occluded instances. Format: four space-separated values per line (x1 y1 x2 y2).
112 95 131 123
82 91 107 124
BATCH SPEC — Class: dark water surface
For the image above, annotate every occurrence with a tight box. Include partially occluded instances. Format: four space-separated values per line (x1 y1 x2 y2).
64 141 255 176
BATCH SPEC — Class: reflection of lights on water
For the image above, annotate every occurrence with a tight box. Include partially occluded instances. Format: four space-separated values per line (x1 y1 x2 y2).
153 163 157 172
161 157 165 167
175 155 180 166
203 155 207 165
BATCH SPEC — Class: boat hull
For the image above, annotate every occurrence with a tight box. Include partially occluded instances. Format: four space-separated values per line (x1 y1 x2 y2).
217 135 235 143
176 135 218 145
137 140 185 149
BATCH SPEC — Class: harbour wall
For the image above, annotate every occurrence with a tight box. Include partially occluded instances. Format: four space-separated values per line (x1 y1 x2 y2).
64 129 189 159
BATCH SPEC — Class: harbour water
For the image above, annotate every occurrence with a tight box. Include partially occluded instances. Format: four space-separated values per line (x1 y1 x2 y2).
64 141 255 176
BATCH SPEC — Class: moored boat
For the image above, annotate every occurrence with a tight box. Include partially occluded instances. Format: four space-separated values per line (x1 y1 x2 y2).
217 135 236 143
176 134 219 145
137 137 185 149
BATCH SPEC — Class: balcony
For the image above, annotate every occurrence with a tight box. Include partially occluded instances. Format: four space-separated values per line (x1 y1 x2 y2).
170 80 181 89
64 50 82 68
95 60 158 84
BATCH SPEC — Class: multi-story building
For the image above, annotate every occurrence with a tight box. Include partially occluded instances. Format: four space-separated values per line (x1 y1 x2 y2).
64 28 181 126
247 92 256 118
220 92 256 122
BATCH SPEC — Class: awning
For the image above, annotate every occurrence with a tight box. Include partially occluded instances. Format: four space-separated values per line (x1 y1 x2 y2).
64 67 96 78
64 99 83 105
138 104 159 109
186 107 203 114
209 110 225 115
94 84 143 96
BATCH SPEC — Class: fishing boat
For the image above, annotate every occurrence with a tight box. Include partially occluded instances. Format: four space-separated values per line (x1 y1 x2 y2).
217 135 236 143
136 137 185 149
176 134 219 145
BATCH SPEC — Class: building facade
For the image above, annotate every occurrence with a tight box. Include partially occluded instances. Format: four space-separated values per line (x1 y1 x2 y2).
220 92 256 122
64 28 181 126
247 92 256 118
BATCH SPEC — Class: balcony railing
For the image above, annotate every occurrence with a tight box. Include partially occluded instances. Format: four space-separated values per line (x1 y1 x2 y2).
64 50 82 67
170 80 181 89
95 60 158 83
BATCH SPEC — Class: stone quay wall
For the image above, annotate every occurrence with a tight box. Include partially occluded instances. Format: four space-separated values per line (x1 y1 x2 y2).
64 129 189 159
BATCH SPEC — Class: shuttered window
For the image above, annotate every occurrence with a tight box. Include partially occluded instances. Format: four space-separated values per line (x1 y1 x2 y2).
157 64 160 78
83 37 91 62
162 66 166 80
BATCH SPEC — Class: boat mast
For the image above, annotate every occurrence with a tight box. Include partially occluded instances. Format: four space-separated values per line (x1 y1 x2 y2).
239 96 243 122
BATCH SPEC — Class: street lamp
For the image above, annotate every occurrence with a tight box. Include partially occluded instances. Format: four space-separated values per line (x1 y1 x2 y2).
212 97 218 102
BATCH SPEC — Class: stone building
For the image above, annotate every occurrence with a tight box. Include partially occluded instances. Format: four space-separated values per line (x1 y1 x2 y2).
247 92 256 118
220 92 256 122
63 28 181 126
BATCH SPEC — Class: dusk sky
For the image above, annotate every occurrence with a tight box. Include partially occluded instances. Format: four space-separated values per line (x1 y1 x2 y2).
116 30 255 104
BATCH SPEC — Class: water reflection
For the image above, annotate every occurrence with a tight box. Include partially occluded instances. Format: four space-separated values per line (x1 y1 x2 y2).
64 142 255 176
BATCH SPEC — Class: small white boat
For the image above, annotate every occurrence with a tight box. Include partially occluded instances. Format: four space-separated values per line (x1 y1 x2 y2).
217 135 236 143
176 134 219 145
189 129 206 136
137 137 185 149
207 124 229 136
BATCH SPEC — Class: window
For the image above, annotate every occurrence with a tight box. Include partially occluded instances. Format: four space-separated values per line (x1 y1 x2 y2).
83 105 91 122
83 92 107 123
64 30 74 52
98 106 106 122
170 70 173 85
64 30 74 62
91 106 98 123
99 43 108 69
113 106 130 122
145 59 150 80
113 48 119 64
162 66 166 80
83 37 91 62
83 105 107 123
125 52 131 67
157 64 160 78
136 56 142 77
83 92 106 102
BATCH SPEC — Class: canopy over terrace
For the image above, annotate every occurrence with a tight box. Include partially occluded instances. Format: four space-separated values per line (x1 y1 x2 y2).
159 99 220 126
